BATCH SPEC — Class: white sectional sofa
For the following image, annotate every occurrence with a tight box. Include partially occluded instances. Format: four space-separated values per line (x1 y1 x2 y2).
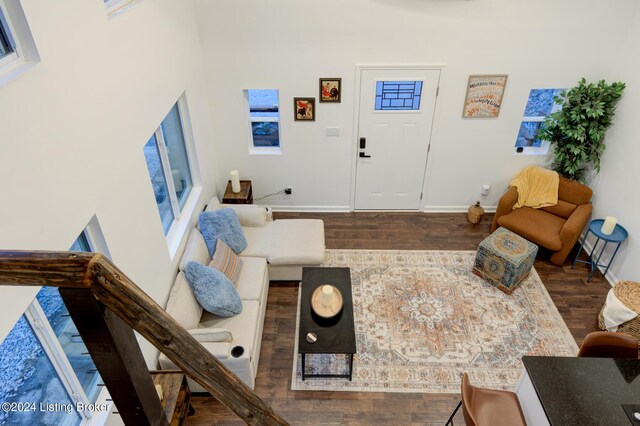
205 197 326 281
159 199 325 391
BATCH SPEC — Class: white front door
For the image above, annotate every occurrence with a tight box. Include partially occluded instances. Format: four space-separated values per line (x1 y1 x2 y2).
354 68 440 210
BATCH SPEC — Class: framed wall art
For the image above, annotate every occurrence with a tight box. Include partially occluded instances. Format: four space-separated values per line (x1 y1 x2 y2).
462 74 508 118
319 78 341 103
294 97 315 121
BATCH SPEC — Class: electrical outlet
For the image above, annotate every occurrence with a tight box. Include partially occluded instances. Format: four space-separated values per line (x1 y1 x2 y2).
285 187 292 195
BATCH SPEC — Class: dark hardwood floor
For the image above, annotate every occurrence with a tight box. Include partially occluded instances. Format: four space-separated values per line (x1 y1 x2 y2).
187 212 612 425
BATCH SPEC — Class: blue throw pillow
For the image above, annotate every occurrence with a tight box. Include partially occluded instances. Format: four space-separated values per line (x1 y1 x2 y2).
183 261 242 317
199 208 248 255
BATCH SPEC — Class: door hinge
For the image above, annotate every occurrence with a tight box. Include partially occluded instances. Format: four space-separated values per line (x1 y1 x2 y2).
427 144 431 153
436 86 439 96
420 193 423 200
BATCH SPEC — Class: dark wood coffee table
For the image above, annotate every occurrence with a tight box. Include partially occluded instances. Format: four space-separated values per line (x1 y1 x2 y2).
298 267 357 380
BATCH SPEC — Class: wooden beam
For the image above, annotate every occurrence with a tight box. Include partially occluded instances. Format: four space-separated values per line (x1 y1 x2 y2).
59 288 168 426
0 250 289 425
88 259 289 425
0 250 95 288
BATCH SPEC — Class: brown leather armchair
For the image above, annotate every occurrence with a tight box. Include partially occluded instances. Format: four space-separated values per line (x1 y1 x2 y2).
491 176 592 266
577 331 639 358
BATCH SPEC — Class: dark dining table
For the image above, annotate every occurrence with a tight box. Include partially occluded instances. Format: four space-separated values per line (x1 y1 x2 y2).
521 356 640 426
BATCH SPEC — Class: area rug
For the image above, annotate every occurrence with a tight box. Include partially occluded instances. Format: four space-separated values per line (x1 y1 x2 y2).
291 250 578 393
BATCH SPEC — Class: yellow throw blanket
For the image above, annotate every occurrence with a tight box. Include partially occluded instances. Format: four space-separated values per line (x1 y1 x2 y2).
510 166 559 209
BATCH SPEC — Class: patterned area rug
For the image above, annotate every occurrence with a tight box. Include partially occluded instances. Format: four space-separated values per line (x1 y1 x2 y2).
291 250 578 393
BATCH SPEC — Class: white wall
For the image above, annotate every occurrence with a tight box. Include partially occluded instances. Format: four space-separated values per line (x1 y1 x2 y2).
0 0 219 363
591 8 640 283
2 0 638 370
194 0 638 211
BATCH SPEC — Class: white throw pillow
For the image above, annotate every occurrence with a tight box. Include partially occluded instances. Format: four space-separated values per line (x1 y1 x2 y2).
165 272 203 330
179 228 210 271
205 197 222 212
223 205 267 227
205 196 268 226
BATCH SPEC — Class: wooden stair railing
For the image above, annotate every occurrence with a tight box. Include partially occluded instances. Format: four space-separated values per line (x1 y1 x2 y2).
0 250 289 426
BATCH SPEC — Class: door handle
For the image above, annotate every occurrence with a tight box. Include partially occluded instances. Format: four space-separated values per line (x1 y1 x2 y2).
359 137 366 149
359 152 371 158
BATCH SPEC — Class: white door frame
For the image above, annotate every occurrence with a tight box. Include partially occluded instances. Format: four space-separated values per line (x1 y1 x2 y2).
350 64 447 211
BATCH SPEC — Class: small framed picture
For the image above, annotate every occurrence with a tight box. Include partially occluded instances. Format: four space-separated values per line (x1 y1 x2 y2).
319 78 341 103
294 97 315 121
462 74 508 118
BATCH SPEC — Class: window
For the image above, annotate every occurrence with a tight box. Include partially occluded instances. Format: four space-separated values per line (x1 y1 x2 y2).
0 226 112 425
246 89 281 153
144 101 194 235
515 89 565 155
0 0 38 83
0 6 16 62
375 81 423 111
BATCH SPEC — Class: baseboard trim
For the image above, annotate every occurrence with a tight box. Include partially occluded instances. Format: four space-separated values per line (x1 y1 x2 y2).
422 205 497 213
578 237 618 287
270 205 499 214
269 205 351 213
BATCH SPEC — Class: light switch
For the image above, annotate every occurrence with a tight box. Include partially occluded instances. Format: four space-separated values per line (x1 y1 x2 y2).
325 127 340 137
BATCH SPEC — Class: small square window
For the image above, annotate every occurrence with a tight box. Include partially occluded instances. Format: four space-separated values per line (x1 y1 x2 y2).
515 88 564 155
246 89 281 152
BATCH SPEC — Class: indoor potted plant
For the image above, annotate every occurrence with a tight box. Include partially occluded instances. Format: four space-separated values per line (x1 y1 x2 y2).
538 78 625 183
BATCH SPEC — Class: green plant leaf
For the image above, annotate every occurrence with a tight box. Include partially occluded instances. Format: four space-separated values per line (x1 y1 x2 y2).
542 78 624 182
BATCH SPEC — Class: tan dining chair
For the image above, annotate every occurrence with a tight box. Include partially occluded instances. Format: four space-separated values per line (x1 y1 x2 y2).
446 373 527 426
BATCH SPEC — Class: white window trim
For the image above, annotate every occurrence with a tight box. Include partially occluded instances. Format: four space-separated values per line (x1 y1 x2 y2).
25 303 95 421
104 0 139 17
514 139 551 156
0 1 22 71
514 91 564 156
166 185 201 257
83 215 112 259
14 225 115 425
251 116 279 123
245 90 282 155
0 51 18 68
516 117 549 155
0 0 38 86
148 94 202 258
154 128 182 220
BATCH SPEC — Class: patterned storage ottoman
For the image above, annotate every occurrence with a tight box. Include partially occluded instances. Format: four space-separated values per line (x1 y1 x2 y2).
473 227 538 294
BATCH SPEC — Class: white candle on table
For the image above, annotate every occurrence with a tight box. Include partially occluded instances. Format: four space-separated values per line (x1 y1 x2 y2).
321 285 334 307
230 170 241 193
601 216 617 235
